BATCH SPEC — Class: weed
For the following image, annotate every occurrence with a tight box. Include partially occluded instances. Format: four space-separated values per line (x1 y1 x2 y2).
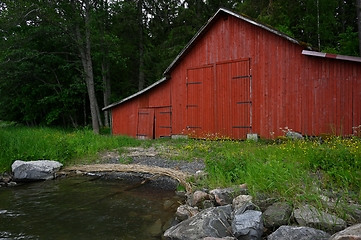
1 125 360 217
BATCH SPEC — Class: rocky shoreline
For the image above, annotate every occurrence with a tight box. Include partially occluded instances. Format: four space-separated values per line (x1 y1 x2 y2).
164 185 361 239
1 147 361 239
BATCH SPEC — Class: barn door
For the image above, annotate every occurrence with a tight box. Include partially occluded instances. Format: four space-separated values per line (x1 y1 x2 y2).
216 59 252 139
186 66 214 137
155 107 172 138
137 108 154 139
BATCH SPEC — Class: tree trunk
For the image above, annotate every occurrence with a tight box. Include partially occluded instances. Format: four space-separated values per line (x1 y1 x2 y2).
357 0 361 56
101 0 111 128
75 0 100 134
138 0 145 91
102 59 111 127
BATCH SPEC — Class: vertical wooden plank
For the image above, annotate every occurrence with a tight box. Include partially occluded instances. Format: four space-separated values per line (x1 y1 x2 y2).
155 107 172 138
137 108 154 139
186 66 214 138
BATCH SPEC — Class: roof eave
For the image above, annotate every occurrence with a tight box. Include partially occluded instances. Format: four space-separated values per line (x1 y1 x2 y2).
163 8 313 76
302 50 361 63
102 77 167 111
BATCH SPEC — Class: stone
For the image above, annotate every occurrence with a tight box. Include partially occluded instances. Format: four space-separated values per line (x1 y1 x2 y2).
233 201 258 217
232 195 253 211
203 237 236 240
203 200 215 209
267 225 331 240
175 204 199 221
285 131 304 140
164 205 233 240
190 190 211 207
293 205 346 233
210 188 237 206
263 202 292 228
231 210 263 240
329 223 361 240
254 197 278 212
12 160 63 181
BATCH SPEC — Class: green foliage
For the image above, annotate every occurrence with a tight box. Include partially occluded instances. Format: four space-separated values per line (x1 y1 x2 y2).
174 137 361 204
0 125 141 172
304 137 361 190
1 0 359 129
1 126 360 210
237 0 359 55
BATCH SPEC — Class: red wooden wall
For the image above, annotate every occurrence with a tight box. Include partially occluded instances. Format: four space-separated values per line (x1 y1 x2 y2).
109 9 361 139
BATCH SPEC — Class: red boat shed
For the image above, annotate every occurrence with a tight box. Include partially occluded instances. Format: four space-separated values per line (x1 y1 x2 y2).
103 8 361 139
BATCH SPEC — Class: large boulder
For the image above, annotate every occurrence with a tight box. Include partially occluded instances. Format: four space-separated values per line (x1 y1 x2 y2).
293 205 346 233
231 210 264 240
267 226 330 240
263 202 292 228
164 205 232 240
12 160 63 181
329 223 361 240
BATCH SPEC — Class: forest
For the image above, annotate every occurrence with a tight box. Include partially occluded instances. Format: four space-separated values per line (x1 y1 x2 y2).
0 0 360 133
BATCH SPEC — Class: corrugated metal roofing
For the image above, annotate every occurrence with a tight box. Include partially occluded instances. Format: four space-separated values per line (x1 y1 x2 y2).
102 77 167 111
302 50 361 63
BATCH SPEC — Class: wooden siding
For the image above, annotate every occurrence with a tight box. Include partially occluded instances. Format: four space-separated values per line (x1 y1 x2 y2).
108 9 361 139
111 80 172 138
168 12 361 138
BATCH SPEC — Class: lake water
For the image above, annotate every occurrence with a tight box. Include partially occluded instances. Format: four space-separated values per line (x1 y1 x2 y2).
0 175 181 239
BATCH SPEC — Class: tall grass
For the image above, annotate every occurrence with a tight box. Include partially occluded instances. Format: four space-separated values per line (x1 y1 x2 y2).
176 137 361 204
0 125 141 172
1 124 360 208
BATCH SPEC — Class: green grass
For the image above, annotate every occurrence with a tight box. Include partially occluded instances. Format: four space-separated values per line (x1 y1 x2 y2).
1 125 360 217
0 125 141 172
174 137 361 212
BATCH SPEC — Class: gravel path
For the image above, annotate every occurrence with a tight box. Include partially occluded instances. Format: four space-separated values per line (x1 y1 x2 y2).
130 156 205 174
98 147 206 174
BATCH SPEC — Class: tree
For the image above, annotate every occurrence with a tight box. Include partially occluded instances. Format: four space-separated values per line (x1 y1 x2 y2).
0 1 86 126
357 0 361 55
36 0 103 133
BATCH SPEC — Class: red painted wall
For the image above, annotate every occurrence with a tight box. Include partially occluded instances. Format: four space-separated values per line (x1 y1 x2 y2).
110 10 361 139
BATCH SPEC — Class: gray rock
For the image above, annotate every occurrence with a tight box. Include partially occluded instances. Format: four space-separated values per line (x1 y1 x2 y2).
210 188 238 206
329 223 361 240
254 197 278 212
190 190 211 207
203 237 236 240
285 131 304 140
231 210 263 240
175 204 199 221
203 200 216 209
267 225 330 240
263 202 292 228
294 205 346 233
12 160 63 181
233 195 253 211
164 205 232 240
233 201 258 217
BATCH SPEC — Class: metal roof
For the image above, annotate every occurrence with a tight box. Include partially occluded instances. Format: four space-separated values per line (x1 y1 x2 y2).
302 50 361 63
163 8 314 75
103 8 359 111
102 77 167 111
